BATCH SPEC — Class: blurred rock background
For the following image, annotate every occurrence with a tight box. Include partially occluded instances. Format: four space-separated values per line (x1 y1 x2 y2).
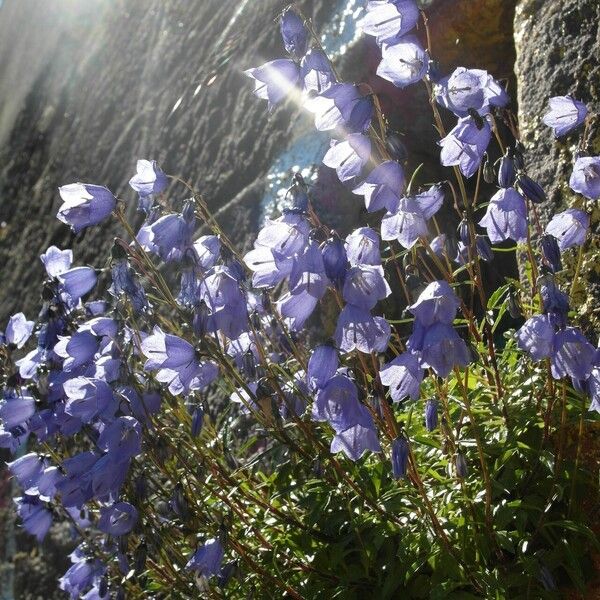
0 0 597 597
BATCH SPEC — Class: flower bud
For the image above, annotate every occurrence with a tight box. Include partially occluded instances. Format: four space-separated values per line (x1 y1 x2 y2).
457 217 471 246
321 236 347 286
498 151 516 188
517 174 546 204
385 132 408 162
191 407 204 438
507 288 522 319
391 436 409 479
475 235 494 262
424 398 438 432
455 452 468 478
483 156 495 183
540 234 562 273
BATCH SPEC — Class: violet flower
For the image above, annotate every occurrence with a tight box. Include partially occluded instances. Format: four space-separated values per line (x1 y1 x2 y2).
186 538 225 578
408 280 461 326
128 159 168 210
342 265 391 310
380 196 429 249
57 184 116 233
377 36 429 89
353 161 404 212
478 187 528 243
3 312 34 349
245 59 300 111
545 208 589 251
542 95 587 137
345 227 381 266
301 48 336 94
357 0 420 45
569 156 600 200
551 327 595 381
334 304 390 354
379 352 424 402
516 314 555 361
323 134 372 183
97 502 138 536
280 7 308 57
439 116 492 178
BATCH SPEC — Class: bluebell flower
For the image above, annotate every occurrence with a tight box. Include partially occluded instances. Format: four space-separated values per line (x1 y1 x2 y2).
425 398 438 431
255 213 310 257
144 204 196 262
545 208 589 251
312 374 367 431
409 280 461 326
569 156 600 200
479 187 528 243
377 36 429 88
0 390 36 430
434 67 508 117
186 538 224 578
245 59 300 111
301 48 336 94
305 83 373 133
323 134 372 183
98 502 138 536
3 312 34 348
345 227 381 266
63 377 116 423
57 183 116 233
97 416 142 461
429 233 448 257
58 266 98 306
40 245 73 278
54 331 99 371
334 304 391 354
110 259 149 312
331 422 381 461
416 323 470 378
280 7 309 57
307 344 339 390
439 116 491 178
141 327 219 396
551 327 595 381
415 184 444 219
244 246 293 288
542 95 587 137
353 161 404 212
14 495 52 542
343 265 391 310
129 159 168 209
540 234 562 273
391 435 409 479
381 196 429 249
357 0 419 45
516 315 555 361
59 547 105 599
379 352 424 402
7 453 47 490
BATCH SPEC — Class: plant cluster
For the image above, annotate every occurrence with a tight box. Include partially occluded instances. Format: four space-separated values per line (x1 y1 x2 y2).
1 2 599 598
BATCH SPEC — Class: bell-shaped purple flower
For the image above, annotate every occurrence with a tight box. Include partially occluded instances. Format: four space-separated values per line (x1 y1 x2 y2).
129 159 168 206
98 502 138 536
255 213 310 257
63 377 115 423
379 352 424 402
345 227 381 266
415 184 444 219
323 134 372 183
110 260 149 313
57 183 116 233
409 280 461 326
418 323 470 378
312 375 365 431
391 436 409 479
305 83 373 133
97 416 142 461
59 267 98 305
551 327 595 381
439 116 491 178
245 59 300 111
7 453 46 490
331 423 381 461
517 174 546 204
381 196 429 249
0 390 36 430
516 314 555 361
357 0 419 45
280 7 308 57
542 95 587 137
301 48 336 94
4 312 34 348
307 344 339 390
141 327 219 395
334 304 390 354
545 208 589 251
353 161 404 212
377 36 429 88
479 187 528 243
434 67 508 117
498 152 516 188
54 331 99 371
41 245 73 278
343 265 391 310
186 538 224 578
569 156 600 200
538 275 569 329
14 495 53 542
